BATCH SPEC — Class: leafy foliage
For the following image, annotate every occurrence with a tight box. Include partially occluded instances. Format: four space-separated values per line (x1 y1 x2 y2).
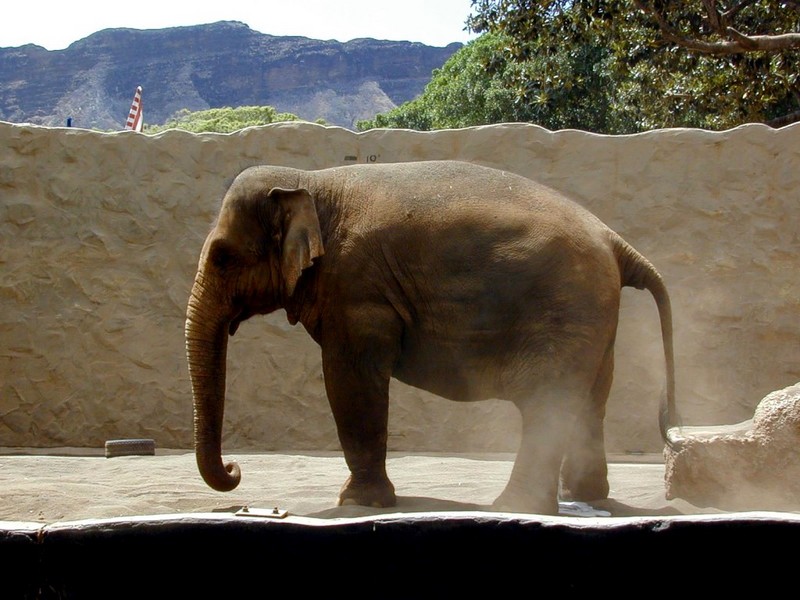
146 105 317 133
359 35 517 131
467 1 800 130
358 33 619 132
362 1 799 133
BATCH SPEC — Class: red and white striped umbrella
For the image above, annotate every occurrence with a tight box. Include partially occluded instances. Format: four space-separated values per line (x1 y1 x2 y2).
124 86 143 131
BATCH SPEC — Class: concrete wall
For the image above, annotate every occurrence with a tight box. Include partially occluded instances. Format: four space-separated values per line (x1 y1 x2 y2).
1 121 798 453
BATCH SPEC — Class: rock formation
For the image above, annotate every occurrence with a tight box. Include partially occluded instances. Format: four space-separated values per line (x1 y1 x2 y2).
0 21 461 130
665 383 800 511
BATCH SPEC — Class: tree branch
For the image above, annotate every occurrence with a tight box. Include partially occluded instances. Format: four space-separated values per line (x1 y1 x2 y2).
723 0 760 22
701 0 723 35
725 29 800 53
633 0 800 55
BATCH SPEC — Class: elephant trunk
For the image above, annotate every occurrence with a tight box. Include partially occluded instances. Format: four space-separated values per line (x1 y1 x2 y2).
185 273 241 492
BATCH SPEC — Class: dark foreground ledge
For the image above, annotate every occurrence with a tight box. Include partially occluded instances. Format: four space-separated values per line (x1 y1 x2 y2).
3 511 798 598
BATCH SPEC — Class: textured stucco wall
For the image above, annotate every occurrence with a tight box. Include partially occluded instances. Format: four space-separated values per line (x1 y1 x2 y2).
1 121 798 453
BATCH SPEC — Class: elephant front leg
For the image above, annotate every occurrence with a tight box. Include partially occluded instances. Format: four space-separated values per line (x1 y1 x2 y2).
323 355 396 509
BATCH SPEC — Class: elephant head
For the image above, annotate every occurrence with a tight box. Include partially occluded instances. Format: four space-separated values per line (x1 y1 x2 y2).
185 178 324 491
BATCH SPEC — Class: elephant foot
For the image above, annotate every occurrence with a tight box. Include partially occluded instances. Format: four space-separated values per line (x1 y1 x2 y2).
338 474 397 508
560 453 609 502
491 487 559 516
559 477 610 502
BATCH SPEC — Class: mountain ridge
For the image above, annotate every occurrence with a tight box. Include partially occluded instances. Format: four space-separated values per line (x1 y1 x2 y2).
0 21 461 130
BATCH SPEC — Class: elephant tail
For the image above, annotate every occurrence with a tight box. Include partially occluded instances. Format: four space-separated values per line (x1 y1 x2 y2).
612 233 683 451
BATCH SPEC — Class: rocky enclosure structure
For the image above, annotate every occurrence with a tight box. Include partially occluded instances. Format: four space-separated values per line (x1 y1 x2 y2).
1 121 798 453
665 382 800 510
0 21 460 130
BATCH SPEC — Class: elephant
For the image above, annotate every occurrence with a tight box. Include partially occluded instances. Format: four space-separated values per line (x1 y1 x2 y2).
185 159 682 515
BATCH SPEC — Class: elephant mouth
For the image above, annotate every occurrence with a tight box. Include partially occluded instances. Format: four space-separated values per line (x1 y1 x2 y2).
229 303 262 336
229 309 245 336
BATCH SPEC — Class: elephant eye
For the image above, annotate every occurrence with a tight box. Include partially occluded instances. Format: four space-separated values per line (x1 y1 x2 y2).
209 240 236 271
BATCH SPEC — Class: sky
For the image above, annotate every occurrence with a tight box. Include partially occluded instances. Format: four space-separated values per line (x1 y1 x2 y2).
2 0 478 50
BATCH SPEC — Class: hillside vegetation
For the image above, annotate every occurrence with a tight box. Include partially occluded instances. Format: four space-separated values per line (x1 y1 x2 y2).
145 106 319 133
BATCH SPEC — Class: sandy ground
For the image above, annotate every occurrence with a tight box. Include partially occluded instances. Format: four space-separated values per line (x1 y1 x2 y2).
0 448 735 525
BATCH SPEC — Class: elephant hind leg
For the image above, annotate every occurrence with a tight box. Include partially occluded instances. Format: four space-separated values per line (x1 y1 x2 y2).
559 342 614 502
492 389 580 516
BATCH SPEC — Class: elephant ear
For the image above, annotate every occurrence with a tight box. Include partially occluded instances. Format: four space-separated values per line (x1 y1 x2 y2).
268 187 324 297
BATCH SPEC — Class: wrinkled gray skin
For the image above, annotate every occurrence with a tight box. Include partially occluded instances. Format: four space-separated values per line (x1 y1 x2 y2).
186 160 680 515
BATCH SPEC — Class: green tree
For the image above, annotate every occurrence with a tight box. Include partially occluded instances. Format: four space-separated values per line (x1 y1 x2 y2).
467 1 800 129
358 32 619 132
147 105 313 134
359 34 515 130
